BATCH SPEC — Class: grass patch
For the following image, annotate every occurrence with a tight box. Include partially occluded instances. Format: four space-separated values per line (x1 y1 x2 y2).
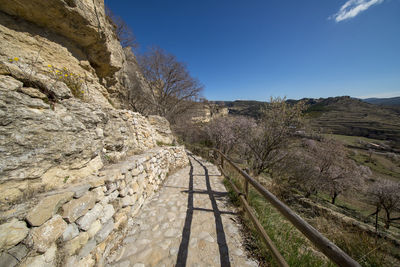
350 152 400 179
223 168 333 267
324 134 385 147
222 165 398 266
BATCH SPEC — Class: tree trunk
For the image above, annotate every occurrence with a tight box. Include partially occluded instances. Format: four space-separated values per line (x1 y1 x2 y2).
331 192 338 204
385 212 391 229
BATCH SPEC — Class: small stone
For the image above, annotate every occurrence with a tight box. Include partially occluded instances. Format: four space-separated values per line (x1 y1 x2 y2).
189 237 198 248
159 239 171 250
169 247 178 256
131 169 140 176
233 248 244 256
26 192 73 226
44 80 72 99
0 252 18 267
87 220 102 238
62 192 96 223
100 204 115 224
166 212 175 222
64 232 89 256
105 182 117 195
95 128 104 138
8 244 28 261
19 254 46 267
62 223 79 242
131 181 139 193
0 218 29 250
133 264 145 267
119 195 137 207
199 231 214 242
118 187 128 197
95 219 114 243
19 87 47 99
71 184 91 198
44 243 57 263
78 239 96 258
117 260 131 267
0 75 23 91
89 177 105 188
78 254 95 267
100 190 118 205
30 215 67 253
91 187 104 201
76 203 103 231
164 228 179 238
114 211 128 230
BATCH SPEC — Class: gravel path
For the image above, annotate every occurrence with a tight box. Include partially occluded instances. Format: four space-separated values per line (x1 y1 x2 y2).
109 153 258 267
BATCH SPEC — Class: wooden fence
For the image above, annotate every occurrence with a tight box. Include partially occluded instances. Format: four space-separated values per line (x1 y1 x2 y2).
190 146 361 267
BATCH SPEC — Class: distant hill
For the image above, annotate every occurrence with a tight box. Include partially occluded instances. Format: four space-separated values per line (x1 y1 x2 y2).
212 96 400 148
302 96 400 148
362 97 400 106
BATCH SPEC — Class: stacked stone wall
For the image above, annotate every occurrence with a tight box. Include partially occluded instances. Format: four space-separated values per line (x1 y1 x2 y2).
0 146 188 266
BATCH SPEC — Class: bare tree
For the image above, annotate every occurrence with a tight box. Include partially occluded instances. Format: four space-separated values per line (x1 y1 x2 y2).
272 148 321 197
368 180 400 229
243 97 306 176
206 116 256 154
105 6 138 49
137 47 203 123
274 139 369 203
304 139 367 204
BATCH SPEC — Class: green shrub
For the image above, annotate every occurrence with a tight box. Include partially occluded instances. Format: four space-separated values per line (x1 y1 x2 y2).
46 65 85 99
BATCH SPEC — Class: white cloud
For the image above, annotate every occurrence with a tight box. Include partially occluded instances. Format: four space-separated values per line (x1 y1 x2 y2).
331 0 384 22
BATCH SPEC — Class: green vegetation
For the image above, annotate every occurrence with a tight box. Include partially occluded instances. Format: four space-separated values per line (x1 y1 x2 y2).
324 134 386 147
223 167 333 267
350 151 400 180
156 141 175 147
7 57 86 99
222 165 398 267
46 65 85 99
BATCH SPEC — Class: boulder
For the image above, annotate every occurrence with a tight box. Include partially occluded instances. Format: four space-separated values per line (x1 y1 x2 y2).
26 192 74 226
30 215 67 253
148 115 174 145
64 232 89 256
95 219 114 243
0 219 29 250
76 203 103 231
62 223 80 242
62 192 96 223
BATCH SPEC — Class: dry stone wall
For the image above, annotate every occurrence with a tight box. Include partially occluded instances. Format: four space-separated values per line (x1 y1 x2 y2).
0 146 188 267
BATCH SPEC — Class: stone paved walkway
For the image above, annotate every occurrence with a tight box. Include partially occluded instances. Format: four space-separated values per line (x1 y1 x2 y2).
108 153 258 267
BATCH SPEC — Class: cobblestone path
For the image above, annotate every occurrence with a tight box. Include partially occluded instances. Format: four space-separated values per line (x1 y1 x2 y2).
109 153 258 267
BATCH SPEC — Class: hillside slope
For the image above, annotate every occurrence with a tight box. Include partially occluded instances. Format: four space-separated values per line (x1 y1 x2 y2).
213 97 400 148
362 96 400 106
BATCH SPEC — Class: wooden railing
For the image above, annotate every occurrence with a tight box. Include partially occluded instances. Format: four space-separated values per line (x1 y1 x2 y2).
191 146 361 267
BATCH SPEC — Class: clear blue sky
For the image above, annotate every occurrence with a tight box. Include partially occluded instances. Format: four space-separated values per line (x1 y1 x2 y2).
105 0 400 101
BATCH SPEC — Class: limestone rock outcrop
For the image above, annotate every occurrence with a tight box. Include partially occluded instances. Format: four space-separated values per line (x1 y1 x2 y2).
0 1 190 265
148 115 175 145
0 74 163 204
0 0 123 79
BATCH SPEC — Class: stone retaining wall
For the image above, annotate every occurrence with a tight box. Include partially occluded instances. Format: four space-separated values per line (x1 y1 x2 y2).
0 146 188 267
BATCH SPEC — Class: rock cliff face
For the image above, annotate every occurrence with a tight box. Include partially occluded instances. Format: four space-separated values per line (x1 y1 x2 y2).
0 1 183 266
0 0 141 108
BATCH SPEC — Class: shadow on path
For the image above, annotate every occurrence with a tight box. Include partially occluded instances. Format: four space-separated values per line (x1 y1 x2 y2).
176 153 231 267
